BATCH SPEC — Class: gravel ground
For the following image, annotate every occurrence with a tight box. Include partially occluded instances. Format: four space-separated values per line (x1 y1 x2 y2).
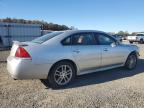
0 50 9 62
1 42 144 108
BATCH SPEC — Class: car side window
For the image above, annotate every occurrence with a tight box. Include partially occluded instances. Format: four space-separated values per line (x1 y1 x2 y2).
72 33 96 45
96 33 115 45
61 36 71 45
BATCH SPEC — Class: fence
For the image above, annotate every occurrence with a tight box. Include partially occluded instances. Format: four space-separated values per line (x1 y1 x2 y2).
0 23 41 46
0 22 42 62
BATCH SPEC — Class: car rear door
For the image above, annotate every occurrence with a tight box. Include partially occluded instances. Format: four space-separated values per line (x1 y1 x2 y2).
94 33 126 68
71 32 101 73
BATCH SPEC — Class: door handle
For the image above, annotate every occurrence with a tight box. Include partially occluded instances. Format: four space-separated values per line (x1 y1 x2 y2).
103 48 108 51
73 50 80 53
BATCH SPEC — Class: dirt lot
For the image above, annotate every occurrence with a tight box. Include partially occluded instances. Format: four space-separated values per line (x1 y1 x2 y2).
1 42 144 108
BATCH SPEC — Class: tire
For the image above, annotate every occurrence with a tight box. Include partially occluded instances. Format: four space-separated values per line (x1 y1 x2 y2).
125 53 137 70
129 41 133 44
140 39 144 44
48 61 76 89
0 42 2 47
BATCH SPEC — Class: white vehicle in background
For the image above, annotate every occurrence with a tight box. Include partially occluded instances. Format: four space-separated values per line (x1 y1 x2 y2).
127 33 144 44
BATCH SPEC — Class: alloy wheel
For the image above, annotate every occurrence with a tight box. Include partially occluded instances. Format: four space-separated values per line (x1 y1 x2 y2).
127 55 137 69
54 65 73 85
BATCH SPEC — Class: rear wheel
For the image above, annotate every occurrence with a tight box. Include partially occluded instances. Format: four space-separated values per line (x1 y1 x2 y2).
125 53 137 70
48 61 76 89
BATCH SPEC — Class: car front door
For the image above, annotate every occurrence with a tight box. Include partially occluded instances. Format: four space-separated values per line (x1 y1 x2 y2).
95 33 126 68
71 32 101 74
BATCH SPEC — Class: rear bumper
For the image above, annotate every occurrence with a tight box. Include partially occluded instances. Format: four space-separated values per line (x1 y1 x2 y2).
7 56 52 79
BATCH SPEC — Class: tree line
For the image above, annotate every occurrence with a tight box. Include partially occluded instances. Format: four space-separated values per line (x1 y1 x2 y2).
0 18 70 31
0 18 142 35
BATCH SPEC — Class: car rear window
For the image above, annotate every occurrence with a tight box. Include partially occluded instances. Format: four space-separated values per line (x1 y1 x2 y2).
31 32 63 44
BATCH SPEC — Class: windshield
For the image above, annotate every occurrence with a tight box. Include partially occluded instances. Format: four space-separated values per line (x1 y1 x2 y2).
31 32 64 44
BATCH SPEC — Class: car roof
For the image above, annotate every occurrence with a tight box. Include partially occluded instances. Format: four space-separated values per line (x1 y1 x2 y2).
63 30 105 34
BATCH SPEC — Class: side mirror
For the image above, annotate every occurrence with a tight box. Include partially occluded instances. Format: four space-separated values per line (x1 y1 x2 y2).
111 42 117 47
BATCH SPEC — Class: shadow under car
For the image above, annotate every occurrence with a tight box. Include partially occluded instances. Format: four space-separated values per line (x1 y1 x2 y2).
41 59 144 89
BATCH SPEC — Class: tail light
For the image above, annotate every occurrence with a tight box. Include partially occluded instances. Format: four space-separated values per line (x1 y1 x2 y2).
15 47 31 59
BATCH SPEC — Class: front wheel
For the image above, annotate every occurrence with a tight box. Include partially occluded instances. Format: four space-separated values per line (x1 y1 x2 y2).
48 61 76 89
140 39 144 44
125 54 137 70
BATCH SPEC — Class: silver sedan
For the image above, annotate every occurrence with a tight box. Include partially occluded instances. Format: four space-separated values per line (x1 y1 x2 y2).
7 30 139 88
